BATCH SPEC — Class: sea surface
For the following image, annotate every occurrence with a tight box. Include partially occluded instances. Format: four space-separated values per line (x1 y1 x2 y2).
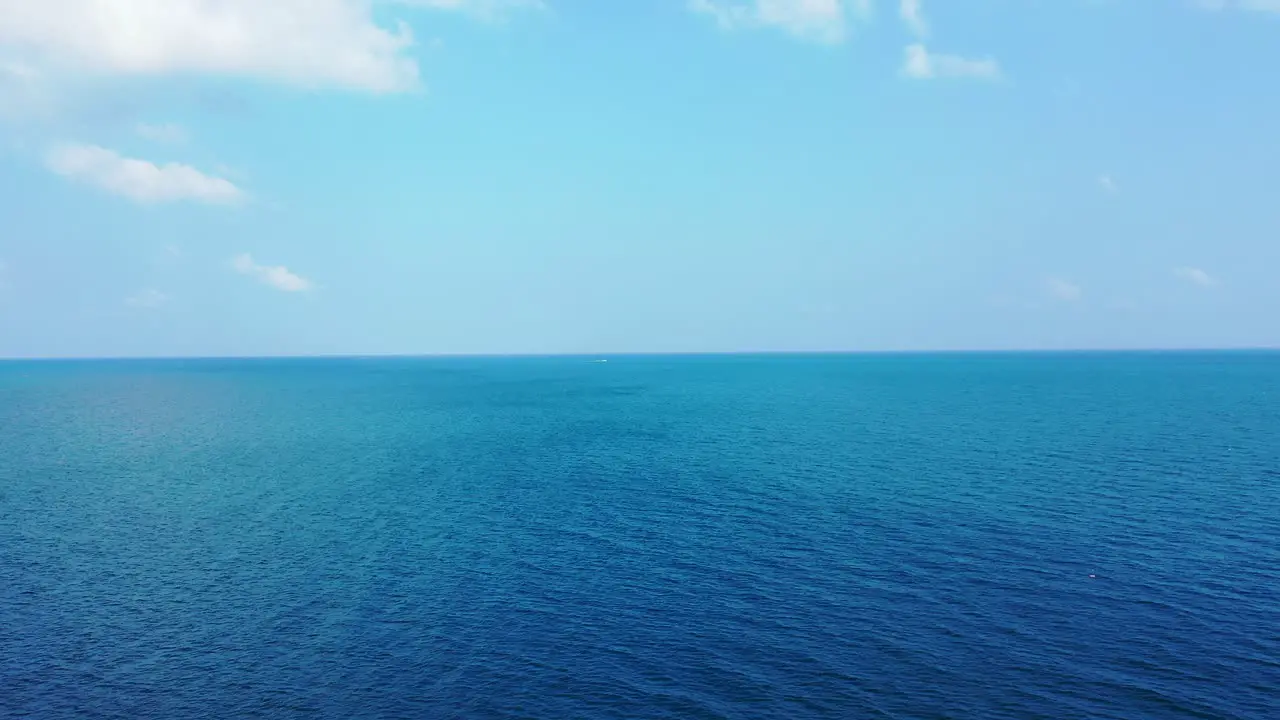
1 352 1278 719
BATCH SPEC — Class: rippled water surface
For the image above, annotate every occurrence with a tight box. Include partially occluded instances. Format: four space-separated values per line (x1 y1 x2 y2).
2 353 1278 719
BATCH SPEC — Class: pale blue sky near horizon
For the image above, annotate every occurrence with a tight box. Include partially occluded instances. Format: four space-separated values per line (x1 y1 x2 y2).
1 0 1277 358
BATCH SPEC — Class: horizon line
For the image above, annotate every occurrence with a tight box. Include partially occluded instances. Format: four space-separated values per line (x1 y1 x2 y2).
2 346 1278 362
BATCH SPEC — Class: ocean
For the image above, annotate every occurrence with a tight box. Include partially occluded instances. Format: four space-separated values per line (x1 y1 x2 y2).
1 352 1277 719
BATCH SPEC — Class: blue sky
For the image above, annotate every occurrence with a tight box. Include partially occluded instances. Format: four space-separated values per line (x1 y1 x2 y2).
0 0 1277 357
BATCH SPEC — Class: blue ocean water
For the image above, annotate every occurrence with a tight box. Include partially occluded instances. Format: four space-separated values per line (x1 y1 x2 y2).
1 352 1277 719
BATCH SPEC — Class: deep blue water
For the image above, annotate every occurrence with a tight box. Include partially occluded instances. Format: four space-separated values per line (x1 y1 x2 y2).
1 352 1278 719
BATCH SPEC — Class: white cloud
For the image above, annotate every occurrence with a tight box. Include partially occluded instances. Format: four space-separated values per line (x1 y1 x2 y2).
232 253 313 292
126 288 168 308
1174 267 1217 287
690 0 867 44
900 0 928 38
902 43 1001 80
1047 278 1083 302
1098 174 1118 193
46 143 243 204
135 122 188 144
0 0 420 93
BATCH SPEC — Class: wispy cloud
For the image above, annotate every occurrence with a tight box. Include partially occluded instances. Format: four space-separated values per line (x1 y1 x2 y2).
1174 267 1217 287
0 60 37 81
394 0 546 20
902 44 1001 80
126 288 168 308
46 144 243 205
232 253 313 292
152 244 184 270
135 123 188 145
1193 0 1280 14
690 0 862 44
1098 174 1118 193
0 58 52 120
900 0 928 38
0 0 421 93
1047 277 1083 302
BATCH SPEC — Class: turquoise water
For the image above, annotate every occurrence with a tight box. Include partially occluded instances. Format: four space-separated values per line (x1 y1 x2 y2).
1 353 1277 719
